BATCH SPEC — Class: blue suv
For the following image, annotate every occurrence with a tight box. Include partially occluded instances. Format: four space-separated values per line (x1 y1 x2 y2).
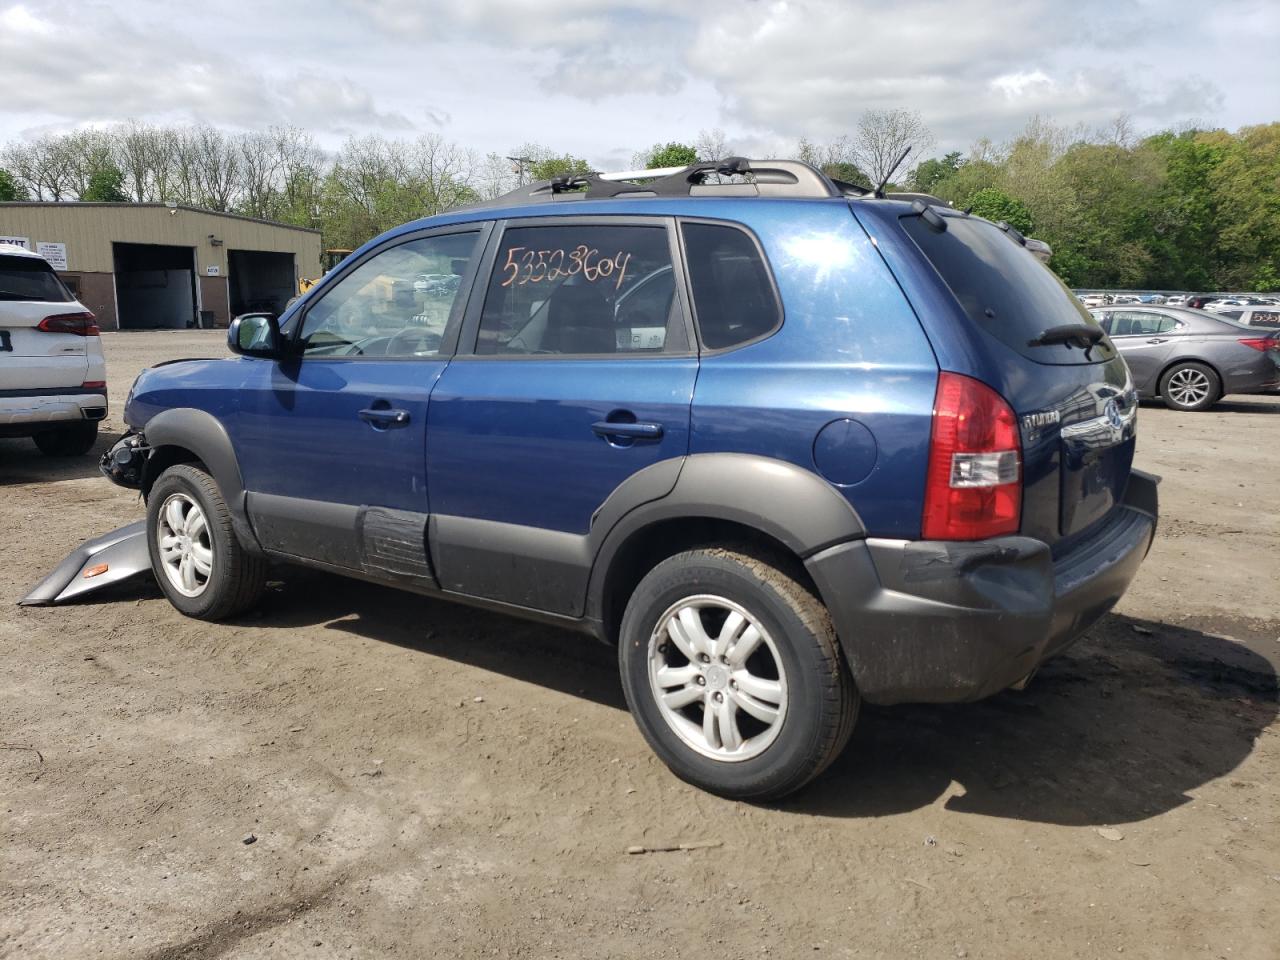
101 159 1158 800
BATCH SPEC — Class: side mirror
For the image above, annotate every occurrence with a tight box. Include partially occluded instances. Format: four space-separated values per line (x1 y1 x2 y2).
228 312 281 358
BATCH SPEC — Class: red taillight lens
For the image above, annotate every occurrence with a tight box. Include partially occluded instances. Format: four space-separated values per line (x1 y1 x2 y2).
37 311 99 336
1238 337 1279 352
81 381 106 390
922 372 1022 541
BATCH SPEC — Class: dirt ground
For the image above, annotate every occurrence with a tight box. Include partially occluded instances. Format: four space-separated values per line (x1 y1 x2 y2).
2 330 1278 960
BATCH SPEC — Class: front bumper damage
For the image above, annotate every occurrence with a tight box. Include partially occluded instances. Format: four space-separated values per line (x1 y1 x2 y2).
19 433 153 606
19 520 151 606
100 431 149 488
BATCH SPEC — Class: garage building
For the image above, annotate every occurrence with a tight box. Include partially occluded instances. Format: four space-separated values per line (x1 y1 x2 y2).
0 202 322 331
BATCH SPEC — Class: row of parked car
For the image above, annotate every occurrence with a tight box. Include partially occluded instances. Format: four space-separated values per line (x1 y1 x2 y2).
1080 291 1279 312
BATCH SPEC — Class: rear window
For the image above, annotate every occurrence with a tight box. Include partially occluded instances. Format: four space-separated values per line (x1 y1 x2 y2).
681 223 781 350
0 254 73 303
901 214 1114 365
1234 309 1280 329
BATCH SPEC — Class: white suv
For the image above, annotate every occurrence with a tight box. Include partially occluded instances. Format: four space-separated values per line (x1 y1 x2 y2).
0 243 107 456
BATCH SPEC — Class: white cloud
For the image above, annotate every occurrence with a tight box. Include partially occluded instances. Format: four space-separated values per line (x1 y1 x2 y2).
0 0 1273 164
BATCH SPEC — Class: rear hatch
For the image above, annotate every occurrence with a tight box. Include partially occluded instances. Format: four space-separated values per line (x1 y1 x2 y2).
0 252 90 390
894 211 1136 548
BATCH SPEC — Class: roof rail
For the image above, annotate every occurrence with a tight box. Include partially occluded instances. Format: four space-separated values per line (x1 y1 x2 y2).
475 158 868 208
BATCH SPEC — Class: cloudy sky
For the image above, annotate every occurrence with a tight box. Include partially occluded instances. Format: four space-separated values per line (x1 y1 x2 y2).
1 0 1275 167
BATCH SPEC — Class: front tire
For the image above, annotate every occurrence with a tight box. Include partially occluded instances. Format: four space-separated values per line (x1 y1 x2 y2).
618 547 857 801
146 463 266 620
1159 361 1220 411
33 421 98 456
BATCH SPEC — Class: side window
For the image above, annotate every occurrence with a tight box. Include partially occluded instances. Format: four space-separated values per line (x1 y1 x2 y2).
1094 311 1113 334
681 223 781 350
299 232 479 357
475 223 684 356
1152 314 1182 335
1110 311 1145 336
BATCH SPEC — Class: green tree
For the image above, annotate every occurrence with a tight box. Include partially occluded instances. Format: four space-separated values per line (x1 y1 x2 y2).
528 154 593 181
81 164 129 202
639 142 698 169
0 167 26 201
911 152 963 192
964 187 1034 233
1204 123 1280 291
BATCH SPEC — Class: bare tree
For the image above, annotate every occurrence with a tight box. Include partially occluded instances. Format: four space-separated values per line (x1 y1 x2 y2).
272 125 324 221
114 121 161 201
2 135 76 200
694 128 731 162
192 126 241 211
476 152 517 200
237 130 281 219
851 109 935 186
400 133 478 216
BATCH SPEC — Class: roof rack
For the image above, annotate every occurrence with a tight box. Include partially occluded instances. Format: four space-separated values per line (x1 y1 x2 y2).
476 158 874 208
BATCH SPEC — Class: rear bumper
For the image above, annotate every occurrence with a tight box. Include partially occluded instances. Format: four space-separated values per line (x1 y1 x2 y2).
806 470 1159 705
0 389 107 434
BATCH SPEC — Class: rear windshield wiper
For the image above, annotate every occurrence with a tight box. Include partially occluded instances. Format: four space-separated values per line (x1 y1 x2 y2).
1027 324 1104 349
1027 324 1105 360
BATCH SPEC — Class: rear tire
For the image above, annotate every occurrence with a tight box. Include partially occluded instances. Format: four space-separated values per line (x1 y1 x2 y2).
618 546 857 801
1159 361 1220 411
33 421 98 456
147 463 266 620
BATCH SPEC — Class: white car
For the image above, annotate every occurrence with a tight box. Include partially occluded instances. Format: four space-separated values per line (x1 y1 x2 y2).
0 243 106 456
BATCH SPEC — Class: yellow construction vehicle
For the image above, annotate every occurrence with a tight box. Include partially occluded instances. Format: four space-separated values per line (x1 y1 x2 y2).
298 248 353 295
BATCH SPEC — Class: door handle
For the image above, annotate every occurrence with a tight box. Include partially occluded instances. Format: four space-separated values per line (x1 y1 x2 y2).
359 406 411 428
591 420 663 441
1146 337 1167 344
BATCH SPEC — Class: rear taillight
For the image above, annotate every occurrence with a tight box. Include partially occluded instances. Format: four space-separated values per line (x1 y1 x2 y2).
37 311 99 336
922 372 1022 541
81 380 106 390
1238 337 1280 352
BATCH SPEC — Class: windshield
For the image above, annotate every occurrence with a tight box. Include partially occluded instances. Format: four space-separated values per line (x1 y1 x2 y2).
900 214 1115 365
0 254 73 303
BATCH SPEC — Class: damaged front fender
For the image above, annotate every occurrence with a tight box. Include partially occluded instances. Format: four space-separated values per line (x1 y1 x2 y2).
19 520 153 606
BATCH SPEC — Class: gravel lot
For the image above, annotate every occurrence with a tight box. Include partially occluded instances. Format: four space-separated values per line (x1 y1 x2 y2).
3 330 1278 960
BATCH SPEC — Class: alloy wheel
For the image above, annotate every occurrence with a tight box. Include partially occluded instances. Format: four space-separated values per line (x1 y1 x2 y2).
156 493 213 597
647 594 788 762
1167 367 1211 407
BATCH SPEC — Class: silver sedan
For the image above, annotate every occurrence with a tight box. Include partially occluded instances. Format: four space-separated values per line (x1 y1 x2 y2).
1090 305 1280 411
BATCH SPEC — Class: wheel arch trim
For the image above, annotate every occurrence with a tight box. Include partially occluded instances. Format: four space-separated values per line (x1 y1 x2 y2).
140 408 262 554
585 453 866 625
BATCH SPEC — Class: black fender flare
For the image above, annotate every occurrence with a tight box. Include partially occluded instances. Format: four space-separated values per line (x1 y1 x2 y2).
584 452 866 624
141 408 262 554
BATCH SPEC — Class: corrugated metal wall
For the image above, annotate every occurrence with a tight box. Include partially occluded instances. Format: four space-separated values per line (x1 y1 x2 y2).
0 203 322 278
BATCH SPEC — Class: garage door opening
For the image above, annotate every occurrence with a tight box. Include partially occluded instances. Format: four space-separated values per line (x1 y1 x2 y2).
228 250 296 318
113 243 198 330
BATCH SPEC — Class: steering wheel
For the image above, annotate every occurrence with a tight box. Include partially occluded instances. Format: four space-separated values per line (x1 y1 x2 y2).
386 326 442 357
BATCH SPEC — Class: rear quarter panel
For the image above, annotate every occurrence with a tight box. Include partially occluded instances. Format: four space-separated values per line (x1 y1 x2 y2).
689 200 939 540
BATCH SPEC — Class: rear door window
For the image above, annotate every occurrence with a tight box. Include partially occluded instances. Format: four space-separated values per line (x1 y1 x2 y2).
900 214 1114 365
680 222 781 350
475 222 686 356
0 254 73 303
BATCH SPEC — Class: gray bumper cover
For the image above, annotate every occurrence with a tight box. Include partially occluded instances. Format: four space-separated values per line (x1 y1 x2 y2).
19 520 152 606
805 471 1159 705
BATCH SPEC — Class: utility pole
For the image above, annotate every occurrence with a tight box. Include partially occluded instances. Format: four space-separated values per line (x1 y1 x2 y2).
506 156 534 187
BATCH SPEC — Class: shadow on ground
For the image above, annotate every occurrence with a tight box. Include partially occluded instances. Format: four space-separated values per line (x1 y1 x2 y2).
1213 398 1280 415
52 564 1280 828
0 432 117 485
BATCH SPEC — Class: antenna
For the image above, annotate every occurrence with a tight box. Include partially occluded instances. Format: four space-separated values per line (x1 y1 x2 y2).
874 146 912 199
